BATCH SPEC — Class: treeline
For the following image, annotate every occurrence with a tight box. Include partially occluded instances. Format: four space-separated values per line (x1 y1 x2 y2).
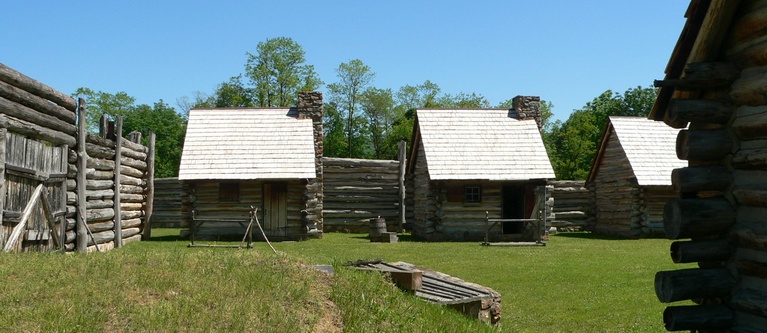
75 36 657 180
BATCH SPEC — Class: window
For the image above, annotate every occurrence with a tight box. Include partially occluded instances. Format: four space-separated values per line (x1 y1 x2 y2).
464 186 481 203
219 182 240 202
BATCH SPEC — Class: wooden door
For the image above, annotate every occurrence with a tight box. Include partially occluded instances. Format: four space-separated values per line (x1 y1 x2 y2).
262 182 287 236
0 132 68 252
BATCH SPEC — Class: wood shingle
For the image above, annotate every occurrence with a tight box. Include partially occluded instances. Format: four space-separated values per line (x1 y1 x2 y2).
178 108 316 180
415 109 554 181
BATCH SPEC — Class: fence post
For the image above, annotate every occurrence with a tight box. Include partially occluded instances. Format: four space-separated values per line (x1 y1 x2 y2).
398 141 406 233
143 132 155 240
113 116 123 248
0 128 6 248
76 98 88 252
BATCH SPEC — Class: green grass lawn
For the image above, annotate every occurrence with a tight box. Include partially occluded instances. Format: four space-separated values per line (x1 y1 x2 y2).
0 230 693 332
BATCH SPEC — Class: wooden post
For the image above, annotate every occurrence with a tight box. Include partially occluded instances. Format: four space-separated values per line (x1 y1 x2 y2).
143 132 155 240
670 239 731 263
76 98 88 252
0 128 5 249
663 197 736 239
398 140 406 233
655 267 736 302
113 116 123 248
59 144 67 252
663 305 734 331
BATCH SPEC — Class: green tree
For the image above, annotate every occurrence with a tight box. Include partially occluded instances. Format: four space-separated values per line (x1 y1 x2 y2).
435 92 490 108
245 37 322 107
322 102 348 158
327 59 375 158
547 86 658 179
123 100 187 178
213 75 253 107
72 87 136 132
360 87 395 159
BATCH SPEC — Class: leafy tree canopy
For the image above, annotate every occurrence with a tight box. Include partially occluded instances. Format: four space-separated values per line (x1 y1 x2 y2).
246 37 323 107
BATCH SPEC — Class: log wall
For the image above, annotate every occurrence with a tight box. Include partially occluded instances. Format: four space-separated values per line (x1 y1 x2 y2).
548 180 590 231
151 177 185 228
0 63 154 253
323 157 402 233
654 2 767 330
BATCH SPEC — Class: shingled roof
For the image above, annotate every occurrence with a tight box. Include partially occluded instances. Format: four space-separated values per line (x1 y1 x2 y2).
410 109 555 181
178 108 316 180
589 116 686 186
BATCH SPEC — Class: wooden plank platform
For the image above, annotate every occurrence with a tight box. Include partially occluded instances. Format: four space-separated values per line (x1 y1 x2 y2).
481 241 546 247
354 261 501 325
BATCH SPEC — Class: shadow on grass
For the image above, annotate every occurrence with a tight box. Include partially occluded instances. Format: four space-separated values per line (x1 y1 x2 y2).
144 234 185 242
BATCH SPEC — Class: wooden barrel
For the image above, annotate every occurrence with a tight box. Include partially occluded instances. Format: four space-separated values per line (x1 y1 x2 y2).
369 218 387 238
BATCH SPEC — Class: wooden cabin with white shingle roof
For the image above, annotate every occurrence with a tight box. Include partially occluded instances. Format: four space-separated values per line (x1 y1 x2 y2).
407 96 555 242
178 92 324 242
585 116 686 238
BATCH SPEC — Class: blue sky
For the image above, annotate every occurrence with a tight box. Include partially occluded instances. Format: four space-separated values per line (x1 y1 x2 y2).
2 1 689 122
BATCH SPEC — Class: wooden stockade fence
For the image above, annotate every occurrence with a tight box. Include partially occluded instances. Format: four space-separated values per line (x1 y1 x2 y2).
548 180 590 232
0 63 155 253
323 156 407 234
150 178 186 228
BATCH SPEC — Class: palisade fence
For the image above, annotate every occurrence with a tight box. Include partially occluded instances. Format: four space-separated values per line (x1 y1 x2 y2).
0 63 155 253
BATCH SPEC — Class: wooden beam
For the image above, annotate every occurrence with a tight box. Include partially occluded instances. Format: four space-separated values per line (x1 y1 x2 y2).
0 114 75 146
655 267 736 303
114 116 123 248
76 98 88 252
0 95 76 135
667 99 733 124
671 165 732 193
676 129 732 160
663 305 734 331
663 197 735 239
0 63 77 111
143 132 155 239
0 128 6 249
398 140 406 233
654 62 739 91
4 184 44 251
670 239 730 263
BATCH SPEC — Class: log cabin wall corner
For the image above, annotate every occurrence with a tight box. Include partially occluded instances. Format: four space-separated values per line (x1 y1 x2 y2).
651 0 767 330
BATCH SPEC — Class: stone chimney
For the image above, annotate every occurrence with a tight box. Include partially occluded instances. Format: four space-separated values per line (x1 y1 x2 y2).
512 95 542 131
297 91 324 237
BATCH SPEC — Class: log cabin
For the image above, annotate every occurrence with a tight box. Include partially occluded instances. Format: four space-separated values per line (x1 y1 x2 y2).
586 116 686 239
178 92 323 242
649 0 767 331
407 96 555 242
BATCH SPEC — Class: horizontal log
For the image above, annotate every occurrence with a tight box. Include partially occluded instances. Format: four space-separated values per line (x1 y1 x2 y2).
87 189 114 200
733 110 767 140
121 193 145 203
732 147 767 170
655 268 736 303
85 142 114 159
89 220 115 233
671 166 731 193
121 156 147 170
0 63 77 111
86 158 115 171
670 239 731 263
87 168 114 180
667 99 733 124
730 65 767 105
322 157 398 167
121 210 143 220
121 139 148 154
730 223 767 250
121 165 144 178
119 185 144 194
654 62 739 90
122 218 142 229
0 79 76 124
119 175 145 187
663 197 735 239
87 208 115 222
728 30 767 68
731 288 767 319
87 179 113 191
729 3 767 45
120 145 147 160
122 227 141 239
85 133 114 148
86 230 115 246
86 199 114 209
0 114 75 146
121 202 144 211
0 95 76 135
663 305 734 331
676 129 732 161
733 186 767 207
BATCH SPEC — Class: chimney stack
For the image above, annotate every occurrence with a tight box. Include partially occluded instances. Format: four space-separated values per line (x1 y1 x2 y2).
297 91 324 237
512 95 542 131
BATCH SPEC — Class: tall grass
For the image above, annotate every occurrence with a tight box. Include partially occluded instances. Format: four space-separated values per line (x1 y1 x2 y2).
0 230 693 332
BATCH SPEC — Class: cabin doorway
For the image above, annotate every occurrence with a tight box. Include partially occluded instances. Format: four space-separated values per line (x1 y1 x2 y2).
263 182 287 236
502 186 525 234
